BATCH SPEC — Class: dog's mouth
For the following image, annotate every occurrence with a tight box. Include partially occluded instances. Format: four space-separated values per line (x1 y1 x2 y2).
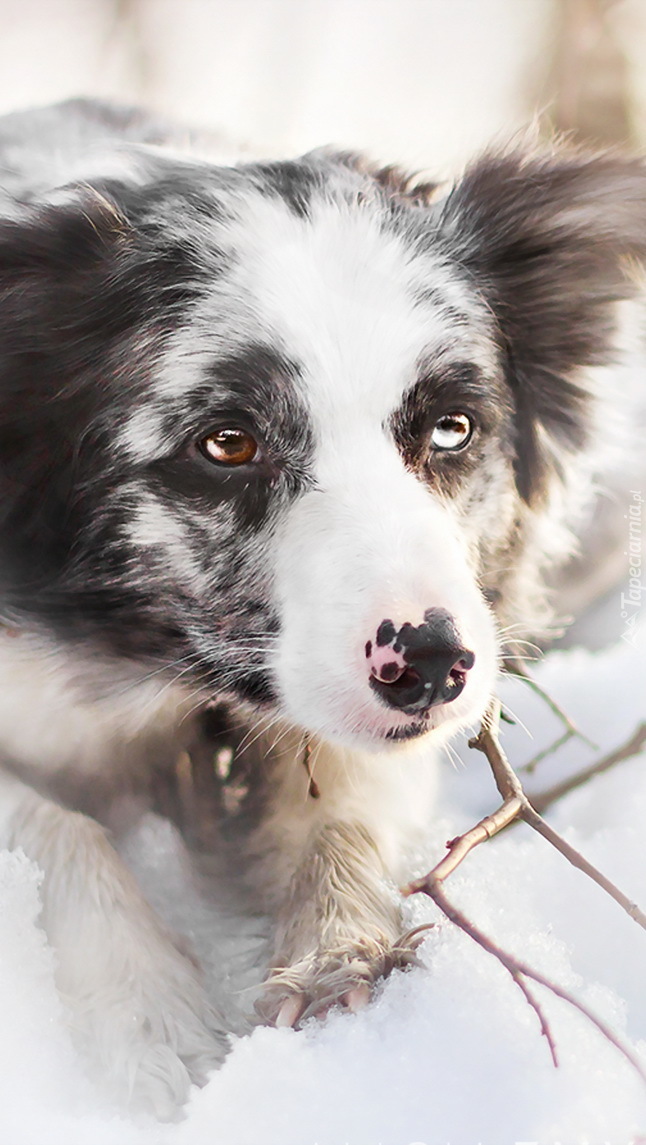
383 719 431 743
221 644 482 750
228 677 437 747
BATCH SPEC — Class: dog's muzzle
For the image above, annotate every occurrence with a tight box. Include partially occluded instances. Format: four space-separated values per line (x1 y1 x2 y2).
366 608 475 716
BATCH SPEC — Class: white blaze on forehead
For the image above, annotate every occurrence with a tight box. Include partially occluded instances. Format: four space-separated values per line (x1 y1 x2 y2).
242 192 500 745
117 187 494 465
227 192 489 431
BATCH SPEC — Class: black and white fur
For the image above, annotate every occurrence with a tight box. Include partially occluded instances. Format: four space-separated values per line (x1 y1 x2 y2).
0 99 644 1117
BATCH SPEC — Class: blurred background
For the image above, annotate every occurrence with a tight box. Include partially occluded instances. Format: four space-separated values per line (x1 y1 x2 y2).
0 0 645 173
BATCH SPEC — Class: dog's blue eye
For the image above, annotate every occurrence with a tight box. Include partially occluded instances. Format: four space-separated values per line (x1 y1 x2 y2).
430 413 472 451
199 427 259 466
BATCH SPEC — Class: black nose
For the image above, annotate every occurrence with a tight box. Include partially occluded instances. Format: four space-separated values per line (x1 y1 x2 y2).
368 609 475 716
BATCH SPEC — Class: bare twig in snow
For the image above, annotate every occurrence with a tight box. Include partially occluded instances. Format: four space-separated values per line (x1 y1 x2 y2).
412 876 646 1084
406 794 522 892
477 707 646 929
403 700 646 1086
468 705 646 931
521 728 581 774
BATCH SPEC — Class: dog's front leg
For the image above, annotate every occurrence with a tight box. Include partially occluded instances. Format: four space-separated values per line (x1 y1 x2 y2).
251 738 436 1026
0 768 227 1117
260 819 418 1026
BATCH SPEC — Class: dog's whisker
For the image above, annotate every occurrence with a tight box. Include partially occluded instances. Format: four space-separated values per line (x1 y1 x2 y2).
442 740 465 771
142 663 202 709
236 713 284 760
491 699 533 740
266 722 298 758
107 653 200 698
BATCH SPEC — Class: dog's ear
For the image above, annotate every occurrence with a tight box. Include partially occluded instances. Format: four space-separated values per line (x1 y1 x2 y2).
436 150 646 502
0 187 148 378
0 189 138 584
0 179 202 367
0 187 130 277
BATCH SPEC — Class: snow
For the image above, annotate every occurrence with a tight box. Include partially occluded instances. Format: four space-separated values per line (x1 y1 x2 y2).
1 623 645 1145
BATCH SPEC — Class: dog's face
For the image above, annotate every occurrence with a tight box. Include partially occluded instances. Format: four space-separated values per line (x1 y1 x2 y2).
1 148 644 748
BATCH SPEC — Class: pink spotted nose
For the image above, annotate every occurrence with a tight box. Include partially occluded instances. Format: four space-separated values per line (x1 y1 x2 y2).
365 609 475 715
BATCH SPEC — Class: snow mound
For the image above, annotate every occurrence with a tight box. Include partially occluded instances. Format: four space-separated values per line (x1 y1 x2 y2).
1 626 645 1145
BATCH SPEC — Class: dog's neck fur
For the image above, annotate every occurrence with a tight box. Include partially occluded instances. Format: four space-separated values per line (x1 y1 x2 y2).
0 626 440 854
0 626 196 787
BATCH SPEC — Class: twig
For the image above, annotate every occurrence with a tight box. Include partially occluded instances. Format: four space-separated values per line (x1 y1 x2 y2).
406 795 522 892
403 699 646 1085
470 705 646 931
521 728 577 774
411 877 646 1084
532 722 646 813
407 703 646 926
302 738 321 799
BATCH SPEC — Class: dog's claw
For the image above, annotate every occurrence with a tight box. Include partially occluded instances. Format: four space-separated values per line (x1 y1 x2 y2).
259 933 420 1030
276 994 305 1028
343 983 371 1012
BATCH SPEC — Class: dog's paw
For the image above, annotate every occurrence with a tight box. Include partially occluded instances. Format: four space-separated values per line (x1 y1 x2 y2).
66 940 228 1119
256 933 422 1028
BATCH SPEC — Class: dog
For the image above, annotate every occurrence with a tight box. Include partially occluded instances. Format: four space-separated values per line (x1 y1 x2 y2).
0 98 644 1117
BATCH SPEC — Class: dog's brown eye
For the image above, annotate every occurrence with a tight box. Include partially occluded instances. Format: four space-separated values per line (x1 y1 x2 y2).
199 428 259 466
430 413 472 452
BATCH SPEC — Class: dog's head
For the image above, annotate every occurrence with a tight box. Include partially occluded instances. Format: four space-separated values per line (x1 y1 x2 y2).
1 145 644 748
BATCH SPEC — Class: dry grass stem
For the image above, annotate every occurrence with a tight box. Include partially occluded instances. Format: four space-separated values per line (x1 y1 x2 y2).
504 665 597 772
532 722 646 813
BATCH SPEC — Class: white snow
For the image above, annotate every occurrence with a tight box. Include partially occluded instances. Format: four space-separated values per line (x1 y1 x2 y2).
1 622 646 1145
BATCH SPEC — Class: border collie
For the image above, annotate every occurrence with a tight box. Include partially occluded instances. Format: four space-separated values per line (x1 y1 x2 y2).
0 99 644 1117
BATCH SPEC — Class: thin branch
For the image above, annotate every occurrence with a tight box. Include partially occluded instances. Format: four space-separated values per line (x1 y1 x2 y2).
402 699 646 1086
406 795 522 891
526 807 646 926
410 876 646 1085
515 977 559 1067
521 728 577 774
500 706 517 725
470 707 646 932
532 722 646 813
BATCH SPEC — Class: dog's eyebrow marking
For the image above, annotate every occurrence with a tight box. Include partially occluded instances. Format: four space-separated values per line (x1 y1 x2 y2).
117 344 310 468
117 405 172 462
391 360 486 423
154 344 303 431
203 344 304 415
165 345 312 468
388 359 509 463
412 359 490 402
